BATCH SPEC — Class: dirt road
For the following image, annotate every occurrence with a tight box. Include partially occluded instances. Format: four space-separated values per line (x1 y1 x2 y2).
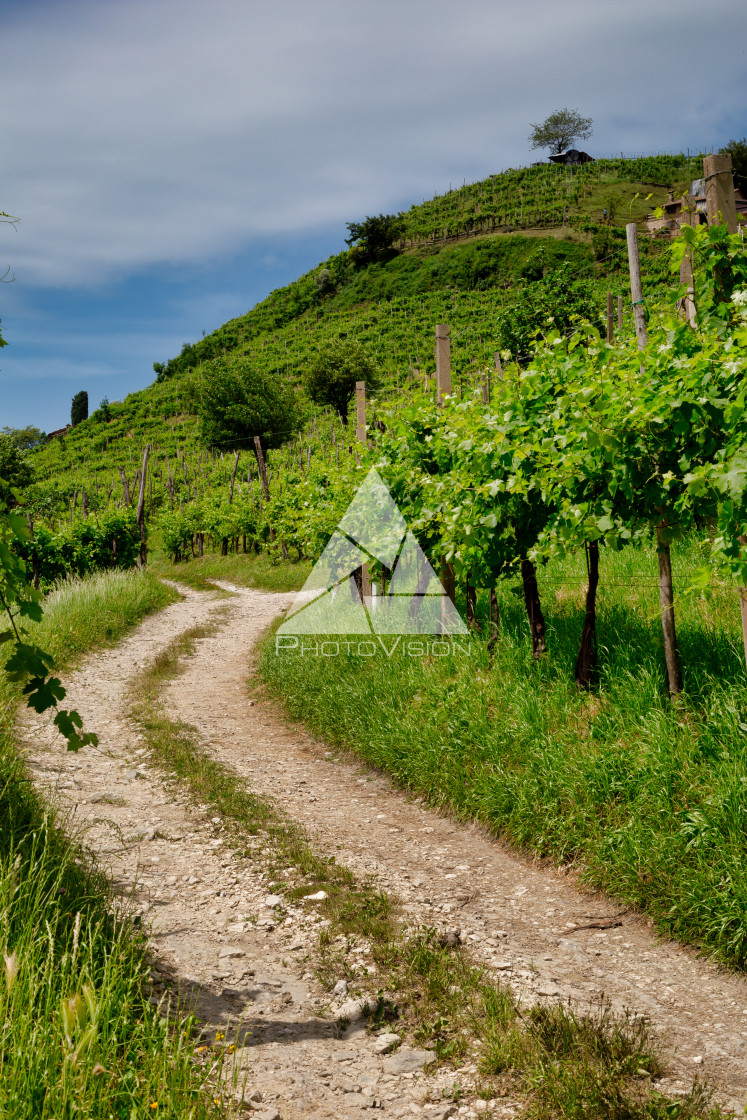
20 582 747 1118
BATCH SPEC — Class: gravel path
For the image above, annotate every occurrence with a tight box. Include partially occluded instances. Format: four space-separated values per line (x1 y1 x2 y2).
19 581 747 1118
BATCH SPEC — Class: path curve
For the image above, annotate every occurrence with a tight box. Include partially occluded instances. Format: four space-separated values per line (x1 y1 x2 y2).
20 581 747 1117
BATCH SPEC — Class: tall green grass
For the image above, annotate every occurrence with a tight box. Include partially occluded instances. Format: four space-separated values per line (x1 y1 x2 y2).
259 536 747 968
0 569 226 1119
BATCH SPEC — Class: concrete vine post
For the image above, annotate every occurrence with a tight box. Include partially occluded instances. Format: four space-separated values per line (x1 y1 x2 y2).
679 194 698 327
703 154 747 669
436 324 451 406
704 153 738 234
625 223 647 353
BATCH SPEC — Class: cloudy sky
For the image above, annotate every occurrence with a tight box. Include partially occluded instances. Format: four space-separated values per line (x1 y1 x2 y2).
2 0 746 430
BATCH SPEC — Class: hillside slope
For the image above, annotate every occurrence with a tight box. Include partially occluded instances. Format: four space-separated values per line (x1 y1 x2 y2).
25 153 695 517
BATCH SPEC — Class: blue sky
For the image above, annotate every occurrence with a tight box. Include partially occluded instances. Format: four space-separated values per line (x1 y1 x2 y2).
2 0 746 431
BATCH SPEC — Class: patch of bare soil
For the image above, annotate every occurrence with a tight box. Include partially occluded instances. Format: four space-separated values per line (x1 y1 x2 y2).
19 582 747 1118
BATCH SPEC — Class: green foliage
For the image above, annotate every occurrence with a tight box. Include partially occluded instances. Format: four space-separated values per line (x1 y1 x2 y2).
15 510 140 588
304 338 380 423
92 396 111 423
494 264 602 362
1 426 46 451
190 352 302 451
0 510 98 752
345 213 405 266
720 136 747 190
529 107 594 155
70 390 88 427
0 434 34 508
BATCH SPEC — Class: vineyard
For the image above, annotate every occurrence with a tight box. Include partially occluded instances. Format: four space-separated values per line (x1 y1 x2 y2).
6 147 747 1118
10 187 747 969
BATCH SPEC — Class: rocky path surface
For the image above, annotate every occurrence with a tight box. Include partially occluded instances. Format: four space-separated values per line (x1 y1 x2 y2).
19 582 747 1118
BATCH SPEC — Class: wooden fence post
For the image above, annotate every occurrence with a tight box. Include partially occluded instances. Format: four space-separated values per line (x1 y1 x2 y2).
436 324 451 406
704 152 738 233
136 444 150 569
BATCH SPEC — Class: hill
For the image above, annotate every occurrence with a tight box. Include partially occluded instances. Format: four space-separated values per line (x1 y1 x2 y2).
23 151 702 527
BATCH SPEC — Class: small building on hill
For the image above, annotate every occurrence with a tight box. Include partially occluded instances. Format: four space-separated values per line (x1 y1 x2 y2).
644 178 747 236
46 425 70 441
548 149 594 165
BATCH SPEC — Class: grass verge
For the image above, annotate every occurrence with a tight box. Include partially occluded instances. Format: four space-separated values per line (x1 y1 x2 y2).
130 618 719 1118
257 535 747 973
149 549 310 594
0 568 231 1119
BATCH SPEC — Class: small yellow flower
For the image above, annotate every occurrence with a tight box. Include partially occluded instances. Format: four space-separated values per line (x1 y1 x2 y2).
214 1031 224 1041
150 1104 158 1110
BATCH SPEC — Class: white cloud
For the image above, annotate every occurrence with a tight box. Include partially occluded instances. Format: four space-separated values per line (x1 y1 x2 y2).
2 0 746 287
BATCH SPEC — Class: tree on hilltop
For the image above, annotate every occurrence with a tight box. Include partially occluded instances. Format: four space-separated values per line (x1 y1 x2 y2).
529 108 593 155
345 213 404 267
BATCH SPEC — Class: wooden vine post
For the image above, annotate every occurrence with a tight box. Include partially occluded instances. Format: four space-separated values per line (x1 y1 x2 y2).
228 450 240 504
434 325 455 614
253 436 275 542
135 444 150 569
355 381 372 603
626 222 682 695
